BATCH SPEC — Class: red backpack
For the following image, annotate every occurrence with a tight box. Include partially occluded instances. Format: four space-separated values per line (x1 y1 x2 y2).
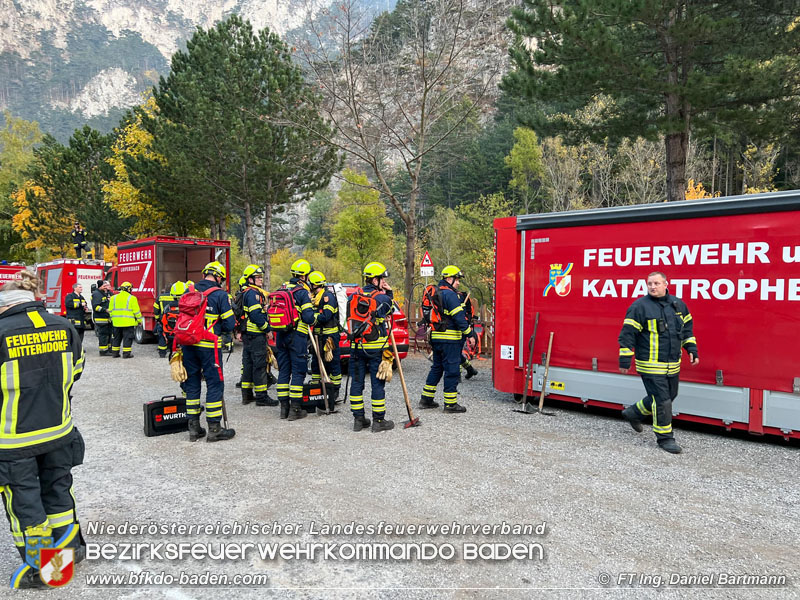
267 286 300 330
346 288 382 342
173 288 218 349
420 284 447 331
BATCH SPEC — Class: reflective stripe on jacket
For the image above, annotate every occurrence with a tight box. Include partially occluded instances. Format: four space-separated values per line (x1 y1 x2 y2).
109 291 142 327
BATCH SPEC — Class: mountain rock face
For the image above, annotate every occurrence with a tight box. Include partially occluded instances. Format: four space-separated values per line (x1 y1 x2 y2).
0 0 394 139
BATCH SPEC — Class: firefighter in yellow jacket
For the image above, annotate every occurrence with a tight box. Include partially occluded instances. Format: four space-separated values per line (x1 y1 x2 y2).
0 271 86 589
108 282 141 358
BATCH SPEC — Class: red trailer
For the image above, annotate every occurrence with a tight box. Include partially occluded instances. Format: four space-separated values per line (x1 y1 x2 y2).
0 263 26 287
105 236 230 344
493 191 800 440
36 259 107 318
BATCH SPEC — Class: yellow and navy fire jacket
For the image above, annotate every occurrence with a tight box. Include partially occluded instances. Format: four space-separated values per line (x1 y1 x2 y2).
91 288 111 323
618 293 698 376
287 278 317 338
243 285 269 334
108 290 142 328
193 279 235 349
430 280 472 344
64 292 88 329
353 284 393 351
153 292 175 321
316 287 340 336
0 301 85 459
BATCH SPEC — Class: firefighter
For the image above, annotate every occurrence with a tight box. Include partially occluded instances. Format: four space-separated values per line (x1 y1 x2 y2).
108 282 141 358
457 290 479 380
239 265 276 407
618 271 699 454
181 261 236 442
154 286 175 358
159 281 186 357
419 265 475 413
70 222 89 259
0 272 86 589
64 283 90 343
92 280 113 355
309 270 342 405
273 259 317 421
234 274 247 390
350 262 395 432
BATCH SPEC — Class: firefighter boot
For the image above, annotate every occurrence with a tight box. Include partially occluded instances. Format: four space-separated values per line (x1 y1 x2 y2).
443 403 467 413
371 418 395 432
255 393 279 407
242 388 254 405
621 406 644 432
327 385 340 405
353 415 371 432
287 405 308 421
187 418 206 442
465 364 478 379
235 380 242 389
207 422 236 442
658 438 682 454
419 397 440 409
122 352 133 359
279 400 290 419
111 351 121 358
15 569 48 589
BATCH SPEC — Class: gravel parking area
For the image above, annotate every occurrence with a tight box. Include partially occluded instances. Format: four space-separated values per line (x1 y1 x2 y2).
4 334 798 599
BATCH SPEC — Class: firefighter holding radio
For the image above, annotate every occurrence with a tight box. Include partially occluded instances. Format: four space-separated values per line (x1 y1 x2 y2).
618 271 699 454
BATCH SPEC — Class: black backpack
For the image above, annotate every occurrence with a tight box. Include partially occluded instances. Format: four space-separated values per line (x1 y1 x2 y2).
232 289 247 333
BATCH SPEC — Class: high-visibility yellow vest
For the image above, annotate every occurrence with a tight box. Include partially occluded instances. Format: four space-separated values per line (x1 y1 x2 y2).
109 291 142 327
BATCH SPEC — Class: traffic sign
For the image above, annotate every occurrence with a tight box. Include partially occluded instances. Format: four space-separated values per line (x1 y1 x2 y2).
420 266 434 277
420 251 433 268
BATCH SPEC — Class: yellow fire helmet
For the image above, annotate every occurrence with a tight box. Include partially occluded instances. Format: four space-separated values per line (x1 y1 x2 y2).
290 259 313 277
441 265 464 279
170 281 187 296
363 262 389 279
202 261 227 280
308 271 327 287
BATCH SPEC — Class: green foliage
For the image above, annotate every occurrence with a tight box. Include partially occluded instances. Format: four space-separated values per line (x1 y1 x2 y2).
504 0 800 201
0 112 42 259
129 15 339 259
330 170 394 278
505 127 544 214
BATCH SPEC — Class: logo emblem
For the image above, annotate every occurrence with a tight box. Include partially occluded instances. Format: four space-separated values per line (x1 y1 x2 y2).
25 534 53 568
39 548 74 587
543 263 573 297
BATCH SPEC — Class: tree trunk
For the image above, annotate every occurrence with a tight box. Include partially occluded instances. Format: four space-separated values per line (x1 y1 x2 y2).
664 131 688 202
210 215 217 239
263 203 272 291
404 185 417 313
219 214 227 240
244 201 256 261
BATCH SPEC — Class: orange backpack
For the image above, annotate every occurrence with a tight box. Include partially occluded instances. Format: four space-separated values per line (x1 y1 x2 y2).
346 288 382 342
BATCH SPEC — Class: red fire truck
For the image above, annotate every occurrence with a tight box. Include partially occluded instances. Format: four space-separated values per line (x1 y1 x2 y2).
493 191 800 440
0 263 26 286
36 259 107 319
105 236 230 344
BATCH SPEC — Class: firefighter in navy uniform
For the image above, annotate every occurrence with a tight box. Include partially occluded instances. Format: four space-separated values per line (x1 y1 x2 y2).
108 282 141 358
0 272 87 589
350 262 395 432
419 266 475 413
154 286 175 358
309 271 342 405
618 271 699 454
457 290 479 380
240 265 277 407
64 283 89 343
182 262 236 442
92 280 112 355
70 223 89 259
273 259 317 421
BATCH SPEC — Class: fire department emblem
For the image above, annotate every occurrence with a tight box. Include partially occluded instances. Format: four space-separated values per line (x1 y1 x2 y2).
39 548 74 587
543 263 573 297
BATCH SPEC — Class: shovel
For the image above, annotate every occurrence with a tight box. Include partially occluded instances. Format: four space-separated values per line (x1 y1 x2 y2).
389 326 420 429
513 312 539 414
535 332 557 416
309 331 337 415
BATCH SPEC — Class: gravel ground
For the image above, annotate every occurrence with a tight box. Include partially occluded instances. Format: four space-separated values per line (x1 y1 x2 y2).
4 334 798 599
